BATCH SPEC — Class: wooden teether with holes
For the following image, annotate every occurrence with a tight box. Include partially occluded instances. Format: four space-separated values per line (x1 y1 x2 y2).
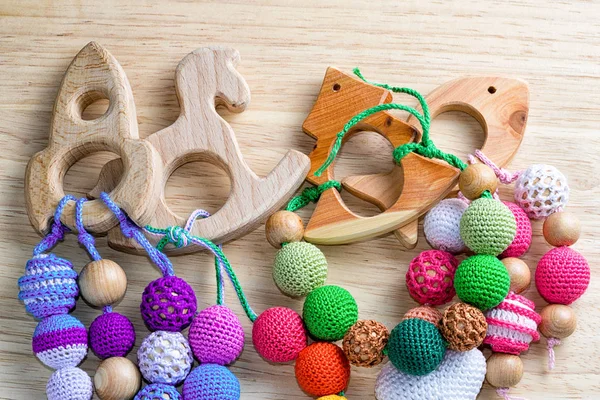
302 69 529 246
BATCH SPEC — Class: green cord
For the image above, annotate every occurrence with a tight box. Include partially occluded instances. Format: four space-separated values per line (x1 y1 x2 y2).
285 180 342 212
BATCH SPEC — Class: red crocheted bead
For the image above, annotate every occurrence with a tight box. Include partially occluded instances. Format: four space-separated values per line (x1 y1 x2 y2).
535 247 590 305
141 276 197 332
295 342 350 397
406 250 458 306
252 307 307 363
500 202 532 258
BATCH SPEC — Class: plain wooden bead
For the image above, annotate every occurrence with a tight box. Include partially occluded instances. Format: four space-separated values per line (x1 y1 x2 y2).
94 357 141 400
543 211 581 246
539 304 577 339
486 353 523 388
459 163 498 200
265 210 305 248
79 259 127 307
501 257 531 294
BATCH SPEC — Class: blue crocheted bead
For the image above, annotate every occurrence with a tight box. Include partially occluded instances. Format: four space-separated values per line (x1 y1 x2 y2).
182 364 240 400
18 254 78 319
134 383 181 400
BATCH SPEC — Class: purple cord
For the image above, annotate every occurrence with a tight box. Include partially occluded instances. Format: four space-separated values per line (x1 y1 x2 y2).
33 195 76 256
75 198 102 261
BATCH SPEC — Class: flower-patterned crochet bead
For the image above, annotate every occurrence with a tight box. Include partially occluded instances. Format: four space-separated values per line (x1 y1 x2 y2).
188 305 245 365
183 364 241 400
406 250 458 306
89 312 136 359
402 306 443 327
514 164 569 219
46 367 93 400
424 198 468 254
440 303 487 352
141 276 197 332
18 253 78 319
137 330 193 385
484 292 541 355
535 246 590 305
500 201 532 258
32 314 88 369
295 342 350 397
252 307 307 363
342 320 389 367
134 383 182 400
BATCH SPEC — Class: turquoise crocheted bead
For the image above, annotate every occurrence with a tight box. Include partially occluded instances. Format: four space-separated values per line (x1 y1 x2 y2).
273 242 328 297
454 255 510 310
460 198 517 256
303 285 358 341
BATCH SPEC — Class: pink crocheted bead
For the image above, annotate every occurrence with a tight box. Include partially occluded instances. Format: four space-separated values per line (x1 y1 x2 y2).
500 202 532 258
188 305 245 365
535 247 590 305
406 250 458 306
252 307 307 363
141 276 197 332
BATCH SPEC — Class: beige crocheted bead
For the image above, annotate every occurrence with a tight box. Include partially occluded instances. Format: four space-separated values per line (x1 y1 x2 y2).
440 303 487 351
342 320 389 367
402 306 443 327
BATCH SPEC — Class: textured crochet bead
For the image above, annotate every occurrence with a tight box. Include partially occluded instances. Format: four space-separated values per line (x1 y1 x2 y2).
514 164 569 219
318 396 347 400
18 253 78 319
500 202 532 258
302 285 358 341
440 303 487 351
342 320 389 367
454 255 510 311
535 246 590 305
137 331 193 385
32 314 88 369
387 318 447 376
484 292 541 355
295 342 350 397
273 241 328 297
375 349 486 400
460 198 516 256
406 250 458 306
188 305 245 365
182 364 240 400
402 306 443 327
252 307 307 363
134 383 181 400
89 312 136 359
424 198 468 254
46 367 93 400
141 276 197 332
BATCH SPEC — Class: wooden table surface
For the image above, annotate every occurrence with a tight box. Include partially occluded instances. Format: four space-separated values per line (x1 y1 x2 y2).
1 1 599 399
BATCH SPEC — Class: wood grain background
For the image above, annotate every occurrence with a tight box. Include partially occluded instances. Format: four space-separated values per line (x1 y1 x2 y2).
1 1 599 399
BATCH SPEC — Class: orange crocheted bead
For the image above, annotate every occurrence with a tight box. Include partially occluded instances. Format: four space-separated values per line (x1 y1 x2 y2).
402 306 443 327
295 342 350 397
342 320 389 367
440 302 487 351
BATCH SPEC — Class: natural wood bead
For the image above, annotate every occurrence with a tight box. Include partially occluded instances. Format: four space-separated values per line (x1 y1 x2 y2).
79 259 127 307
539 304 577 339
459 163 498 200
94 357 141 400
543 211 581 247
486 353 523 388
501 257 531 294
265 210 305 248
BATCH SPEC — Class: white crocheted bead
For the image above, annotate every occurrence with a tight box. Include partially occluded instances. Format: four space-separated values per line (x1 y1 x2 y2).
137 331 193 385
36 344 88 369
46 367 93 400
375 349 485 400
513 164 569 219
424 199 468 254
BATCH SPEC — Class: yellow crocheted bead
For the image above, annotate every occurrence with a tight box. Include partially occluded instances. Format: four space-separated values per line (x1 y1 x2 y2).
317 396 347 400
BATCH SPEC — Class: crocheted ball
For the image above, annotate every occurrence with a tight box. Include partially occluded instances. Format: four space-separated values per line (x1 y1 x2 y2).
514 164 569 219
141 276 197 332
500 202 532 258
252 307 307 363
454 255 510 311
18 253 78 319
188 305 245 365
137 331 193 385
302 285 358 341
182 364 240 400
273 241 328 297
535 247 590 305
387 318 447 376
89 312 136 359
46 367 93 400
342 320 389 367
406 250 458 306
134 383 181 400
460 198 516 256
295 342 350 397
402 306 443 327
440 303 487 351
484 292 541 355
32 314 88 369
424 198 468 254
375 349 486 400
318 396 347 400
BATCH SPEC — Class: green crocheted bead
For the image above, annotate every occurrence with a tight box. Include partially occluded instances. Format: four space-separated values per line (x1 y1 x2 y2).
387 318 446 376
454 254 510 310
273 242 328 297
302 285 358 341
460 198 517 256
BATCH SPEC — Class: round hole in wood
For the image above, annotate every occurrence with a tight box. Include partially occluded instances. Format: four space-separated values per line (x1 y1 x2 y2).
488 86 497 94
74 90 110 121
332 83 341 92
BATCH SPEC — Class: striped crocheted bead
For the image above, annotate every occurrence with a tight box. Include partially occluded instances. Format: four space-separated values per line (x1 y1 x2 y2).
33 314 88 369
46 367 93 400
483 292 541 355
424 198 468 254
183 364 240 400
134 383 182 400
460 198 516 256
18 254 78 319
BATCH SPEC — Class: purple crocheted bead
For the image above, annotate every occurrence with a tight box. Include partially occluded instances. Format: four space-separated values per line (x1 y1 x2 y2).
134 383 182 400
89 312 136 359
188 305 245 365
141 276 197 332
33 314 88 369
183 364 240 400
